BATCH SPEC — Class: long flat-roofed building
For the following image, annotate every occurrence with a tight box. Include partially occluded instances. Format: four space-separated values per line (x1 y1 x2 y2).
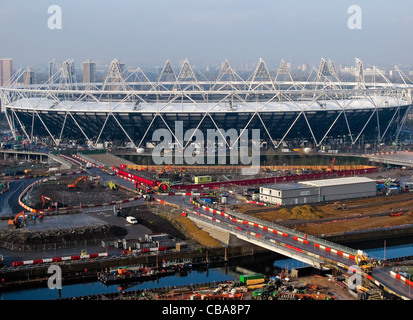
260 177 376 205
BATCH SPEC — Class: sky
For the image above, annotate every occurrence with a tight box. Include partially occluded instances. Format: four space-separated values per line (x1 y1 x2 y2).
0 0 412 70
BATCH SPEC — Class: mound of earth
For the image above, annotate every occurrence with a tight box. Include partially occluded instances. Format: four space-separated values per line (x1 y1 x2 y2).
243 204 323 221
0 224 127 247
289 205 324 219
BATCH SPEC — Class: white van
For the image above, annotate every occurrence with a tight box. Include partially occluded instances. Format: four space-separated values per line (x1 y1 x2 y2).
126 216 138 224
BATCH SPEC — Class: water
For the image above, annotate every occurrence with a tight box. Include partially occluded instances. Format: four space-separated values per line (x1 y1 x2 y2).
273 242 413 271
0 266 240 300
0 243 411 300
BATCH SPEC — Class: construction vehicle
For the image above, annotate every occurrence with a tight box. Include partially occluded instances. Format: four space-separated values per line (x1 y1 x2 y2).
252 287 274 300
157 164 172 176
381 178 392 186
41 195 54 208
88 175 101 187
355 250 374 275
326 157 336 172
155 181 170 192
68 175 87 188
108 181 117 190
268 291 334 300
143 194 154 201
8 211 27 228
334 201 346 210
117 267 131 276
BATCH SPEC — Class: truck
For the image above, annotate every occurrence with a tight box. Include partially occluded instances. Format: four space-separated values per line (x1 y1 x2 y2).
201 198 212 205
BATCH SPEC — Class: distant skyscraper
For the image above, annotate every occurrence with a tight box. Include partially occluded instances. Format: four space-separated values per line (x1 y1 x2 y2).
49 60 56 81
0 58 13 86
83 60 96 83
23 68 35 85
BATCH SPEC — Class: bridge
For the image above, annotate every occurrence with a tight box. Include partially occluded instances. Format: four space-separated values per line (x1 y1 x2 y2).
151 193 413 300
65 155 413 300
78 154 412 300
0 149 72 170
365 151 413 168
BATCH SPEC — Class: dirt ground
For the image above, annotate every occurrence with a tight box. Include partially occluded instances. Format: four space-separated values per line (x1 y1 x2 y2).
122 204 222 248
26 176 135 210
0 224 127 246
122 204 186 240
21 175 223 248
236 192 413 236
288 275 357 300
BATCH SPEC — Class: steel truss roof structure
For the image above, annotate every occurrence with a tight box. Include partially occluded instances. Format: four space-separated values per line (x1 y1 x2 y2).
0 58 412 149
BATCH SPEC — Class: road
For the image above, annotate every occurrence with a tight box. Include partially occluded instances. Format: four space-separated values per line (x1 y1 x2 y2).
68 162 413 300
0 178 43 216
368 152 413 167
156 194 413 300
373 267 413 300
0 168 150 266
2 159 411 299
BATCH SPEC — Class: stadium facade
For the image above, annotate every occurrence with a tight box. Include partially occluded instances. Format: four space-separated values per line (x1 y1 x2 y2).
0 58 412 150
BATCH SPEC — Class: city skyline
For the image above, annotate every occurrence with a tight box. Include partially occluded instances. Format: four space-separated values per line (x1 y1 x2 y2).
3 56 413 87
0 1 412 69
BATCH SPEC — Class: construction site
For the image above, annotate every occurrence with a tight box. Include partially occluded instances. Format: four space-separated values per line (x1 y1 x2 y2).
65 151 413 244
25 175 130 210
0 149 413 301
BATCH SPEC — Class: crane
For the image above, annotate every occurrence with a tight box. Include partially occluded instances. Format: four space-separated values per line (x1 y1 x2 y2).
68 175 87 188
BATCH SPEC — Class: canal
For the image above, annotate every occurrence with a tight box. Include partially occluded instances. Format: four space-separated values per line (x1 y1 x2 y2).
0 242 411 300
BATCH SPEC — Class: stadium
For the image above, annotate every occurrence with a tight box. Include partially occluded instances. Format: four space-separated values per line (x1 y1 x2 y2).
0 58 412 151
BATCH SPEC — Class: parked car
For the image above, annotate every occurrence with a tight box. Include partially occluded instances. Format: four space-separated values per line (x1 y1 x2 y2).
126 216 138 224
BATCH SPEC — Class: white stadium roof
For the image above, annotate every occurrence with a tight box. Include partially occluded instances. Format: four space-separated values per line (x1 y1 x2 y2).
6 96 406 113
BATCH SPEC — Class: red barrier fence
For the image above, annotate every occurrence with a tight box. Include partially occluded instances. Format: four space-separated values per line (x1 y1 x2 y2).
172 167 378 191
113 165 378 192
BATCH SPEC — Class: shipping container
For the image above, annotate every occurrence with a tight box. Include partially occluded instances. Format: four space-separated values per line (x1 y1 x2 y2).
240 273 265 285
194 176 212 184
